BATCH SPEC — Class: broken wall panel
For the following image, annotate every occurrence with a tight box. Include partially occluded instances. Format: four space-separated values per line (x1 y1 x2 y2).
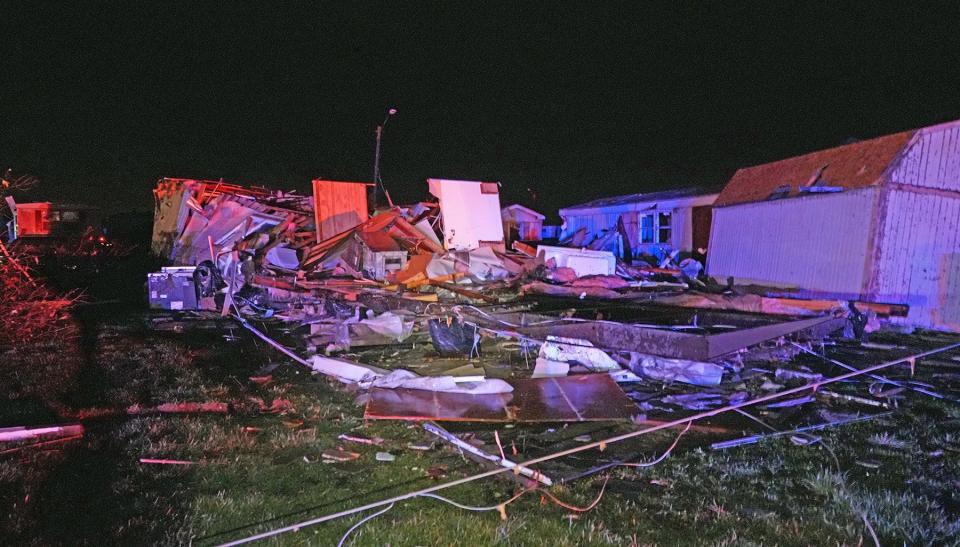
152 178 284 259
152 179 194 257
427 178 505 251
171 198 285 265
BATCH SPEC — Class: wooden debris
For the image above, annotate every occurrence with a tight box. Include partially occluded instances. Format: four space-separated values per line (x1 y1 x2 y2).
321 448 361 462
0 423 84 443
338 434 384 446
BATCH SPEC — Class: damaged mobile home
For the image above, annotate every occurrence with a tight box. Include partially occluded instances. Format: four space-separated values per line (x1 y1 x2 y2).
559 187 717 260
5 197 100 240
708 118 960 331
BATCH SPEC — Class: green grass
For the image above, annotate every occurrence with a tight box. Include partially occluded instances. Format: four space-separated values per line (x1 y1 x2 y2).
3 309 960 546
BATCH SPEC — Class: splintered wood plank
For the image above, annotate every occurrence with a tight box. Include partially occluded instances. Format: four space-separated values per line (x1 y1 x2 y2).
364 374 635 423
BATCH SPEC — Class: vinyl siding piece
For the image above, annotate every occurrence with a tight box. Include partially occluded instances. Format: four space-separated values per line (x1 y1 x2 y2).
707 188 879 295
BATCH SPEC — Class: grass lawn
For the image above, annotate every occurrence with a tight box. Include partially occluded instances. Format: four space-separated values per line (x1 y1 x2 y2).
3 301 960 546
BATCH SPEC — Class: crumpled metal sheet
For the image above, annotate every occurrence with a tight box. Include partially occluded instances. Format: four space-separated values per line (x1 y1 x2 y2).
364 374 636 422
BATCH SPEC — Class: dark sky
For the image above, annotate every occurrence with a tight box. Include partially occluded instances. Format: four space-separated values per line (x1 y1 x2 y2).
3 2 959 218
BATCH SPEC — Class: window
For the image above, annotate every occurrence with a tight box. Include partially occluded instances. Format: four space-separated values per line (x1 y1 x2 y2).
658 212 672 244
639 211 672 244
640 214 655 243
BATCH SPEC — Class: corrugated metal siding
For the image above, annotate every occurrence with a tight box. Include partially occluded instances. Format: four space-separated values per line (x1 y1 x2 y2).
873 189 960 330
707 188 878 294
888 122 960 192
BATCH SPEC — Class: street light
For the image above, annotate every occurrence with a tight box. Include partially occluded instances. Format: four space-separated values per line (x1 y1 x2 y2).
372 107 397 209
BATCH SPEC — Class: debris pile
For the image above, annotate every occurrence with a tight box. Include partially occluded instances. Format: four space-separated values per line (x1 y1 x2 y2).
6 172 958 545
146 176 919 400
143 176 960 541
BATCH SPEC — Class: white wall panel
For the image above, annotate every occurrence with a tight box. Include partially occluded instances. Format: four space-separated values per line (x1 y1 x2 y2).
707 189 878 295
428 179 504 250
873 189 960 330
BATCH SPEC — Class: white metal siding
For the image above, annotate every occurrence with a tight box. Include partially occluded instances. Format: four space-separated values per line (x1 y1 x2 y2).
561 212 621 241
888 122 960 192
873 189 960 330
707 188 878 295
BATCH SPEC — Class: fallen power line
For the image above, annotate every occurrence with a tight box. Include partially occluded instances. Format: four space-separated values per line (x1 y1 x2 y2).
215 341 960 546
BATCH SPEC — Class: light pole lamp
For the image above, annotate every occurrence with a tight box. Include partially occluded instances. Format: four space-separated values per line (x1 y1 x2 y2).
372 107 397 210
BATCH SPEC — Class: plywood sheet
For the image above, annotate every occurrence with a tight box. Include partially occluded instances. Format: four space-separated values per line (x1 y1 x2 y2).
313 180 370 241
364 374 636 422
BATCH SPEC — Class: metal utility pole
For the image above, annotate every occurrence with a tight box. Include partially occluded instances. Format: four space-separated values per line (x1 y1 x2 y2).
371 107 397 210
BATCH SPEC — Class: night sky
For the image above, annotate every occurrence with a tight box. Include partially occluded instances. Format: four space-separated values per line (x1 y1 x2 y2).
3 2 959 219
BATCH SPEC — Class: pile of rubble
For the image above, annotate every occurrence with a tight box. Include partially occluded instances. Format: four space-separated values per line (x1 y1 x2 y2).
144 176 926 418
3 175 951 543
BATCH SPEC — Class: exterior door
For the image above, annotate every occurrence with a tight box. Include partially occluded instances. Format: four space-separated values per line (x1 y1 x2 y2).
691 206 712 252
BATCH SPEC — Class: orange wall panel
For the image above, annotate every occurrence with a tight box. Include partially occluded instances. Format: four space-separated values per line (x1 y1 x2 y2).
312 180 370 241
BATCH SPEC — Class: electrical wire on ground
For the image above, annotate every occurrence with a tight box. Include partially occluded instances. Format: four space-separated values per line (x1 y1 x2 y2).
217 341 960 546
